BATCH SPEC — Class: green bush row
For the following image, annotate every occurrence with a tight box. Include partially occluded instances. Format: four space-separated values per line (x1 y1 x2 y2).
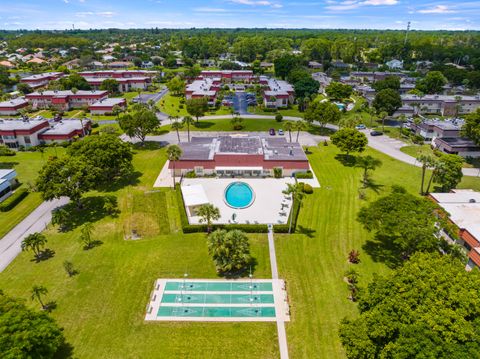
294 170 313 179
273 197 301 233
176 185 268 233
0 188 29 212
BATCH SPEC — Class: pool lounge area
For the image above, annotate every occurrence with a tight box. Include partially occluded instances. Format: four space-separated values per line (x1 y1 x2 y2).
145 279 290 322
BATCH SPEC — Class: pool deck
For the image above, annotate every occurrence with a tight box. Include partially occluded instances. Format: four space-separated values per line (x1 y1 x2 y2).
145 278 290 322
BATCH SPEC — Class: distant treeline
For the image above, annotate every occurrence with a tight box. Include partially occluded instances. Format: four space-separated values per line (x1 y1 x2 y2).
0 29 479 68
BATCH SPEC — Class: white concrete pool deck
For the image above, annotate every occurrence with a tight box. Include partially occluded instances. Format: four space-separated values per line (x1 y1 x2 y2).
182 178 300 225
145 278 290 322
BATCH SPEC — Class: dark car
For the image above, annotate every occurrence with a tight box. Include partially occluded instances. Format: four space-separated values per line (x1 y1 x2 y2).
269 128 276 135
370 130 383 136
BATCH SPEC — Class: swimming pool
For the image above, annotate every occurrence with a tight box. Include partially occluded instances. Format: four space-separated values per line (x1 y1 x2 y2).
335 103 345 110
224 182 255 209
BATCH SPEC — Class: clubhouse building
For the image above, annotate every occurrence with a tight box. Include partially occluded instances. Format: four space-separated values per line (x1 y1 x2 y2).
169 135 309 177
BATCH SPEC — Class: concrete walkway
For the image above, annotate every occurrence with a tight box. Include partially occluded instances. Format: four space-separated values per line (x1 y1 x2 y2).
268 227 289 359
0 197 69 272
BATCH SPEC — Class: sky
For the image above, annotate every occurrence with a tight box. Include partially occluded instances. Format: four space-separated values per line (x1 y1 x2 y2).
0 0 479 31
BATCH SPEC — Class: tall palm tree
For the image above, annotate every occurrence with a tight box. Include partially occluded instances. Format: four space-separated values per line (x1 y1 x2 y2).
295 121 307 142
166 144 183 188
31 285 48 310
182 115 194 142
197 203 221 233
379 111 388 132
283 182 305 234
354 155 382 188
170 120 183 143
21 232 47 260
417 154 436 195
284 121 294 142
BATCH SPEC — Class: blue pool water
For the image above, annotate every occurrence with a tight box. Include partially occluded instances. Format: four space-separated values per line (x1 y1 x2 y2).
336 103 345 110
224 182 255 209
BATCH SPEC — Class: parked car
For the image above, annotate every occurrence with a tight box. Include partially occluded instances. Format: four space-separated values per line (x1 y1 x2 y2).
355 124 366 130
370 130 383 136
269 128 276 135
278 129 284 135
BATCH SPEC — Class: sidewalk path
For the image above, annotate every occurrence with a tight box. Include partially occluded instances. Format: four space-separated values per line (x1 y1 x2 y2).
268 227 289 359
0 197 69 272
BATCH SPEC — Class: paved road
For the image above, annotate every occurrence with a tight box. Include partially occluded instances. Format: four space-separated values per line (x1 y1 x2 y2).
233 92 249 115
133 88 168 105
0 197 69 272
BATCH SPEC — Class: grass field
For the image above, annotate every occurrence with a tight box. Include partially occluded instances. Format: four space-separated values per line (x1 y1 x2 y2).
1 141 480 358
158 93 231 117
248 105 304 118
0 147 66 238
160 117 334 136
401 144 480 169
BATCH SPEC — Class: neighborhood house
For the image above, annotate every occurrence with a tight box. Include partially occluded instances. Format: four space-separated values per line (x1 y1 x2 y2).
0 98 29 115
20 72 64 89
26 90 108 110
0 169 17 203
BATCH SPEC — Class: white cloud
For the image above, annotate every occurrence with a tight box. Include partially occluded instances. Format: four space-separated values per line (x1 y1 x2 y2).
326 0 398 11
194 7 228 13
418 5 456 14
229 0 282 8
76 11 115 18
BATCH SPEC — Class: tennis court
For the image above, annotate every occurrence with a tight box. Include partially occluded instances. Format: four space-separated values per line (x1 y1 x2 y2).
145 279 290 322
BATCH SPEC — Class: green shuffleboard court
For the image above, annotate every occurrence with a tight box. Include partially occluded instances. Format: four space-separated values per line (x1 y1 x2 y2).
164 281 273 292
145 279 290 322
157 306 276 318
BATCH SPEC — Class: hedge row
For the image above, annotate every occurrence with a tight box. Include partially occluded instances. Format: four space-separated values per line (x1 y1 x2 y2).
273 196 301 233
0 188 29 212
176 185 269 233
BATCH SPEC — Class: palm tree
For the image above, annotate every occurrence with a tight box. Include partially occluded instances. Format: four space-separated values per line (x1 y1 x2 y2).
166 144 183 187
112 105 121 120
31 285 48 310
454 95 463 117
80 222 95 249
425 157 440 195
355 155 382 188
295 121 307 142
21 232 47 260
379 111 388 132
182 115 194 142
284 121 294 142
170 120 183 143
417 154 436 195
283 182 305 234
197 203 221 233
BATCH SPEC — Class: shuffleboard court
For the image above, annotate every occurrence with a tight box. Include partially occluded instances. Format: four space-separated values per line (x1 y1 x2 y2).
145 279 290 322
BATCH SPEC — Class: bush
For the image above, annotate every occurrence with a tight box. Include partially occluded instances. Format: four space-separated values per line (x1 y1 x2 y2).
185 171 197 178
275 113 283 122
0 146 16 156
411 134 425 144
0 188 29 212
91 122 99 128
273 167 282 178
273 196 301 233
295 170 313 179
303 183 313 194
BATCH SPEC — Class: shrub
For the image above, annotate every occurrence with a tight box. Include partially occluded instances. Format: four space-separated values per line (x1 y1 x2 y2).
0 146 15 156
348 249 360 264
302 183 313 194
411 134 424 144
323 140 328 146
273 167 282 178
295 170 313 179
0 188 29 212
185 170 197 178
275 113 283 122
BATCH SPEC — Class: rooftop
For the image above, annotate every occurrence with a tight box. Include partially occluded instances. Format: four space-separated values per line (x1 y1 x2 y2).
430 189 480 240
41 119 90 135
0 98 28 107
435 137 480 148
402 94 480 102
0 118 48 130
90 98 126 107
28 90 108 97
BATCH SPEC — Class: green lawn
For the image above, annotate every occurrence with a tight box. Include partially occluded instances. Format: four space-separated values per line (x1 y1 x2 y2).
2 141 480 358
0 145 278 358
401 144 480 169
158 93 238 118
248 105 304 118
275 144 480 358
159 117 334 136
0 148 66 238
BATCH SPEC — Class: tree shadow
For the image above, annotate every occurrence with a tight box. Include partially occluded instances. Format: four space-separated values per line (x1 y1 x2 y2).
193 121 215 129
54 342 74 359
307 126 335 136
133 141 168 150
32 248 55 263
220 257 258 279
44 301 57 312
96 171 141 192
82 240 103 251
296 225 316 238
57 196 115 231
335 154 357 167
363 178 385 194
362 234 403 268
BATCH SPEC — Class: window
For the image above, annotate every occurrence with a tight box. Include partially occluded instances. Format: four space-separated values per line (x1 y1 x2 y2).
24 136 31 144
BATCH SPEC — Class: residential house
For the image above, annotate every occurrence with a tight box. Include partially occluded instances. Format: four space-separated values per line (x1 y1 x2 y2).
260 76 294 108
386 59 403 70
26 90 108 111
433 137 480 158
20 72 64 89
0 169 17 203
0 98 29 115
38 119 92 143
89 98 127 115
429 190 480 270
0 118 50 148
308 61 323 69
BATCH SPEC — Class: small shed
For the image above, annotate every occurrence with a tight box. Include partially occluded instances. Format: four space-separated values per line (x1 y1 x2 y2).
181 184 209 216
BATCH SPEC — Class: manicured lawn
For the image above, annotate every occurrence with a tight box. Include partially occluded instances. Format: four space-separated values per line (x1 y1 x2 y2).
248 105 304 118
0 146 278 358
0 148 66 238
159 117 334 136
275 144 480 358
158 93 233 117
401 144 480 169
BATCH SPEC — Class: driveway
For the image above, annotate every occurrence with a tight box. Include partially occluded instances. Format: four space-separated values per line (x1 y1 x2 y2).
233 92 249 115
133 88 168 105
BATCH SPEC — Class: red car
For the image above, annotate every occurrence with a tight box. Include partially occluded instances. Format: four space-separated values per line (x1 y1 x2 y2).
269 128 276 135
